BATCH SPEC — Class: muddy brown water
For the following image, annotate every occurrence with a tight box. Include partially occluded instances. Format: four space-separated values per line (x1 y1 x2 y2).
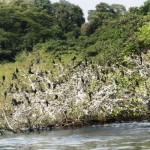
0 122 150 150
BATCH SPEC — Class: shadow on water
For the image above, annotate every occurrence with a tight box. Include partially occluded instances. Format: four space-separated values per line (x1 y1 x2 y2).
0 122 150 150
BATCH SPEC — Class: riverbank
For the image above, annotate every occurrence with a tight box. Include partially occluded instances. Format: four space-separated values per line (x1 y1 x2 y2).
0 50 150 134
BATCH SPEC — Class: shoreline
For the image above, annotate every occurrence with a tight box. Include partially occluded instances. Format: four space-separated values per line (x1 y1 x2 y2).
1 118 150 136
0 53 150 135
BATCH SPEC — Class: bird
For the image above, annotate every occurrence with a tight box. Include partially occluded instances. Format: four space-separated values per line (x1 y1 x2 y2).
11 99 19 106
24 94 31 105
120 70 124 77
15 84 19 91
28 67 34 74
53 83 56 89
45 100 49 107
71 56 76 63
16 68 19 73
12 72 17 80
139 56 143 65
54 95 58 99
4 91 7 99
2 75 5 82
47 83 51 89
84 57 88 66
52 60 55 64
88 92 93 101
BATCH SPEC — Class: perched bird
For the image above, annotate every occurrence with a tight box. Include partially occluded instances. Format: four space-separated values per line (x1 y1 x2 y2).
54 95 58 99
24 94 31 105
12 72 17 80
15 84 19 91
139 56 143 65
12 99 19 106
28 67 34 74
88 92 93 101
84 57 88 66
4 91 7 99
16 68 19 73
120 70 124 77
45 100 49 107
47 83 51 89
71 56 76 63
2 75 5 82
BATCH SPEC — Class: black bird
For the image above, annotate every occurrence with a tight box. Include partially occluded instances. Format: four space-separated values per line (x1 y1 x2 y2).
45 100 49 107
52 60 55 64
135 80 139 87
107 61 111 67
91 64 95 70
12 99 18 106
16 68 19 73
28 67 34 74
71 56 76 63
8 83 13 92
45 70 49 75
15 84 19 91
4 91 7 99
120 70 124 77
47 83 51 89
101 77 106 83
73 61 82 68
84 57 88 66
2 75 5 82
96 70 100 80
81 77 84 84
12 72 17 80
88 92 93 101
24 94 31 105
54 95 58 99
53 83 56 89
30 87 37 94
139 56 143 65
115 79 119 85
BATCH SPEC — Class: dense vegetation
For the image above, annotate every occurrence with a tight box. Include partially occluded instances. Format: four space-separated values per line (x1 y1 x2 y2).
0 0 149 63
0 0 150 133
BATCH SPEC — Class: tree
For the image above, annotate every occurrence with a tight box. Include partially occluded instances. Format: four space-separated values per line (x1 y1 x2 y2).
34 0 52 14
52 0 85 35
138 21 150 45
87 3 118 34
140 0 150 15
111 4 126 16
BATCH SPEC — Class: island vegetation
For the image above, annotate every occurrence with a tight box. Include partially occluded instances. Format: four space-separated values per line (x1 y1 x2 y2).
0 0 150 134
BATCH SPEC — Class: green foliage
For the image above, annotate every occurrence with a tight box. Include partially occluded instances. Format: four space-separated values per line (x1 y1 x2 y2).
138 21 150 45
140 0 150 15
0 0 84 61
52 0 85 34
0 0 149 65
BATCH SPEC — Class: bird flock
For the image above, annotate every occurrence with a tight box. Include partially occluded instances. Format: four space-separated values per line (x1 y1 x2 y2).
0 53 150 134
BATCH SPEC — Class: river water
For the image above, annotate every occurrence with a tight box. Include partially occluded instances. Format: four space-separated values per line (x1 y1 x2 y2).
0 122 150 150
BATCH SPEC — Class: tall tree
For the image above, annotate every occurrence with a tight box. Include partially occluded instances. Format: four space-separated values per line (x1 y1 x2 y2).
140 0 150 15
52 0 85 34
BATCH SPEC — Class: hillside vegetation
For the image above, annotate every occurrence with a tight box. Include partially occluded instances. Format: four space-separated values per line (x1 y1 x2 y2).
0 0 150 133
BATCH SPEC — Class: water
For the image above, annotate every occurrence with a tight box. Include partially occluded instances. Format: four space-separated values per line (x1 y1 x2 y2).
0 122 150 150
